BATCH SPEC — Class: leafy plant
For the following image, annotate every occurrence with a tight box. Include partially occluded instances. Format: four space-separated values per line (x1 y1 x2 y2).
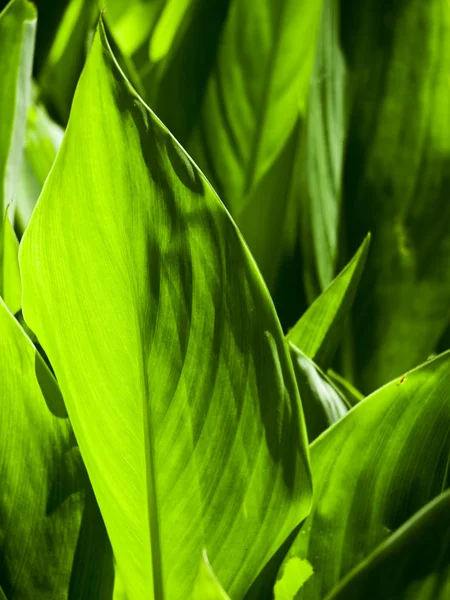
0 0 449 599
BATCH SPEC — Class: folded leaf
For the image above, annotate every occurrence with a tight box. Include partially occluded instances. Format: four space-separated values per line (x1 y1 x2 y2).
0 297 113 599
277 351 450 599
287 234 370 368
325 490 450 600
189 0 324 213
20 23 312 600
289 343 348 442
0 0 35 221
341 0 450 392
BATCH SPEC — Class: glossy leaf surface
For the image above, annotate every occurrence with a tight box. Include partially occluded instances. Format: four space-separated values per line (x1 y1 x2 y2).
0 298 113 599
279 352 450 599
20 24 311 600
287 234 369 368
326 491 450 600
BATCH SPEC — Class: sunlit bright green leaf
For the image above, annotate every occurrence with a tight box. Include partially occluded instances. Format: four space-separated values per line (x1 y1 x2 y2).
289 343 348 442
341 0 450 392
0 297 113 599
0 0 35 218
274 557 314 600
277 352 450 599
325 491 450 600
287 234 370 368
189 0 324 212
20 23 312 600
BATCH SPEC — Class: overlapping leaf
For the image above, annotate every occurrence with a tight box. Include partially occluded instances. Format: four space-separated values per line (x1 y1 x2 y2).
20 24 311 600
289 343 348 442
0 298 113 598
341 0 450 391
277 351 450 599
287 234 369 368
326 491 450 600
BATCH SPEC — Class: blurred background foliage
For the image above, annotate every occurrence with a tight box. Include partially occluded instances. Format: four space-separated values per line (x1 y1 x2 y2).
2 0 449 395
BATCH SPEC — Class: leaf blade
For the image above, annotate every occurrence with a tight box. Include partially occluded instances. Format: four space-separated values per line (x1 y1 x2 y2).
20 23 312 600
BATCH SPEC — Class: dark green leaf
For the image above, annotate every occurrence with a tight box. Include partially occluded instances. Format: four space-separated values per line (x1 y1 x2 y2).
278 351 450 599
325 491 450 600
341 0 450 392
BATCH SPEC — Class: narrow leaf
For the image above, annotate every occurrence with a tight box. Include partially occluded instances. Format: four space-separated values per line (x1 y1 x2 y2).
278 352 450 599
20 23 312 600
325 491 450 600
298 0 347 299
289 343 348 442
0 0 36 216
287 234 370 368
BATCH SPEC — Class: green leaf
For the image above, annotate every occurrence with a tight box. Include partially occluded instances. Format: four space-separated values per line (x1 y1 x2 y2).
287 234 370 368
274 557 314 600
20 23 312 600
289 343 348 442
0 0 36 217
341 0 450 392
2 210 21 314
38 0 99 124
0 297 113 598
16 91 64 234
192 551 231 600
325 369 364 407
277 351 450 599
189 0 324 212
325 491 450 600
298 0 347 300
